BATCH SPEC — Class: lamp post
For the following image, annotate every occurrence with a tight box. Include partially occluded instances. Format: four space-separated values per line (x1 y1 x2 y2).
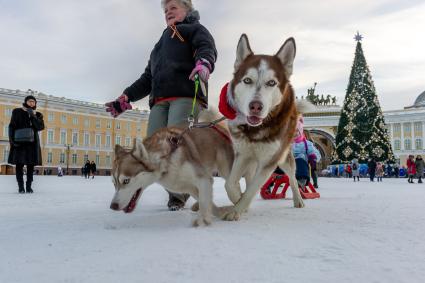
64 143 73 175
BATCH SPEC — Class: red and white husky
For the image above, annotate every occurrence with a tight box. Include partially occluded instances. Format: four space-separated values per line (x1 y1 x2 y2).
218 34 305 220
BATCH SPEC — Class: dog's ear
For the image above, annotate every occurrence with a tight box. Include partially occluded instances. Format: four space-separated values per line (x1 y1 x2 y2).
133 139 148 159
234 34 253 71
275 37 296 78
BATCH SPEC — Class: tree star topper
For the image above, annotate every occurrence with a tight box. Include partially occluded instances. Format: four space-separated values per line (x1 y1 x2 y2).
354 31 363 42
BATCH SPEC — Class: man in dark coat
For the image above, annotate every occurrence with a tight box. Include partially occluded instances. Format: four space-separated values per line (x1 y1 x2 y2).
90 161 97 179
367 158 377 182
8 95 45 193
84 160 91 179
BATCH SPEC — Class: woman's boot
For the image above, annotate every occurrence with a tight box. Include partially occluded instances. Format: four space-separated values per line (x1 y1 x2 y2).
18 181 25 194
26 181 33 193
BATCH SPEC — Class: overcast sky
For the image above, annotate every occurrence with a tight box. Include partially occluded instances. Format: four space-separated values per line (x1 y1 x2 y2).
1 0 424 111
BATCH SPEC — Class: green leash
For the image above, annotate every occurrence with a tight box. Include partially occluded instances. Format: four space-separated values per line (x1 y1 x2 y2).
188 74 200 128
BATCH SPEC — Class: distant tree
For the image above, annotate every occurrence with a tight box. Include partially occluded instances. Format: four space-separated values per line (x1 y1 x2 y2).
332 32 394 163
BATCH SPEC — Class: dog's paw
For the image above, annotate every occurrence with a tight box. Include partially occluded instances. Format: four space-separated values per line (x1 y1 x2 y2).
294 198 305 208
192 216 212 227
191 202 199 212
221 209 241 221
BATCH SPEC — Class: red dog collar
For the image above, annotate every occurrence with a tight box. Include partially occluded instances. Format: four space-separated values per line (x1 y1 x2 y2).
218 83 237 120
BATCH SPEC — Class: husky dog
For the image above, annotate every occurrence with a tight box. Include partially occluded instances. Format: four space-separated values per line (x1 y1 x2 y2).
218 34 305 220
109 119 234 226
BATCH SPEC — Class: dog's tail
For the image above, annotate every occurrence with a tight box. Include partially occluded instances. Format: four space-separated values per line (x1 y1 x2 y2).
198 106 228 130
295 99 316 114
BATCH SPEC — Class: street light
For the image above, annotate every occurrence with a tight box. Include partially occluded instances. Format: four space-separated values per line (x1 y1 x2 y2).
64 143 73 175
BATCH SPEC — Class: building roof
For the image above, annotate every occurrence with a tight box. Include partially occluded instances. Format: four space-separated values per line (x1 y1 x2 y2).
413 90 425 108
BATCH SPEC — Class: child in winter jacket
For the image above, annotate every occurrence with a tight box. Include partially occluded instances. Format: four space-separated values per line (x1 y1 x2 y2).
292 115 321 188
407 155 416 183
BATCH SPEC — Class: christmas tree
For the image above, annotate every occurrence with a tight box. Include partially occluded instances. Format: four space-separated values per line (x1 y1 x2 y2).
333 32 394 163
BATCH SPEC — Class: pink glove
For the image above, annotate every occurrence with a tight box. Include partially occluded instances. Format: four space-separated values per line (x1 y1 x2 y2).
189 59 211 82
105 94 132 118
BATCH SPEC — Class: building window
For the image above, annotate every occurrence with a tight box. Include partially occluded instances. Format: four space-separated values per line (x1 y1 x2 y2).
72 132 78 145
403 123 411 135
84 119 90 127
61 114 67 124
415 138 423 150
3 148 9 162
95 154 100 165
393 123 401 134
84 133 90 146
72 117 78 125
72 153 77 165
4 108 12 117
137 123 141 132
47 152 53 163
414 122 422 135
48 130 54 144
60 153 65 163
126 122 131 131
60 131 67 145
48 113 54 122
95 134 101 147
96 119 101 128
394 140 401 151
3 125 8 138
106 155 111 166
404 139 412 150
106 120 111 129
84 154 89 162
116 122 121 130
125 137 131 147
106 135 111 148
115 136 121 145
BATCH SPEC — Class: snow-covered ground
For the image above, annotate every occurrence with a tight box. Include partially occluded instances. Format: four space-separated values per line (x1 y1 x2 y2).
1 175 424 283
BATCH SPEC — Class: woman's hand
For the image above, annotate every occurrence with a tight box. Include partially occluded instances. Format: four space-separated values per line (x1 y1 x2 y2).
189 59 211 82
105 94 132 118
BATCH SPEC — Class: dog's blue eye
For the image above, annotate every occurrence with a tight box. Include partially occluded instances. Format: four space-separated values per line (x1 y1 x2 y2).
243 78 253 84
123 179 130 185
266 80 276 87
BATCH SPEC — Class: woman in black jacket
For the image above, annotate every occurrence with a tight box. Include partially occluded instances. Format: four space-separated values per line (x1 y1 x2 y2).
106 0 217 211
8 95 45 193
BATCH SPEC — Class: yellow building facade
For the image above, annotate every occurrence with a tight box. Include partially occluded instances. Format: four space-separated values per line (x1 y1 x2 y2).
0 88 149 175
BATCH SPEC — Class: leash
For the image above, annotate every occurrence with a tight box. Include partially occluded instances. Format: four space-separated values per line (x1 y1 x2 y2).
169 116 228 149
187 74 200 129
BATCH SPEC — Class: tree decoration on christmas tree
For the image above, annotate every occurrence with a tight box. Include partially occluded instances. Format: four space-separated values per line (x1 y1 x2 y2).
333 32 394 163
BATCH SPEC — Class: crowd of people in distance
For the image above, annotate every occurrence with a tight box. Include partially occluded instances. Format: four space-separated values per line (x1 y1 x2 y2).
323 155 424 183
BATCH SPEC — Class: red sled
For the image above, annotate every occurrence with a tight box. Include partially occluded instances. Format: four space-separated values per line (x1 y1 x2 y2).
260 173 320 200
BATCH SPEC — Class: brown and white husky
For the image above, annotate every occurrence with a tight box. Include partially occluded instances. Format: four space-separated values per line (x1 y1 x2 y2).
109 116 235 226
218 34 306 221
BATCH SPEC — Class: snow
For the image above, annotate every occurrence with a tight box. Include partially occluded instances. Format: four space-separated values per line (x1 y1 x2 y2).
1 175 425 283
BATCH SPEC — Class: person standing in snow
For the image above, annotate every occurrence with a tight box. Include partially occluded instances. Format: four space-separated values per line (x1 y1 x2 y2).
415 155 424 183
8 95 45 193
84 160 91 179
367 158 377 182
351 158 360 182
376 162 384 182
406 155 416 183
105 0 217 211
90 161 97 179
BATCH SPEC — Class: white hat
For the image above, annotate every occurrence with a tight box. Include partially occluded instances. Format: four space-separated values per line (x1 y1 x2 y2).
161 0 193 11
